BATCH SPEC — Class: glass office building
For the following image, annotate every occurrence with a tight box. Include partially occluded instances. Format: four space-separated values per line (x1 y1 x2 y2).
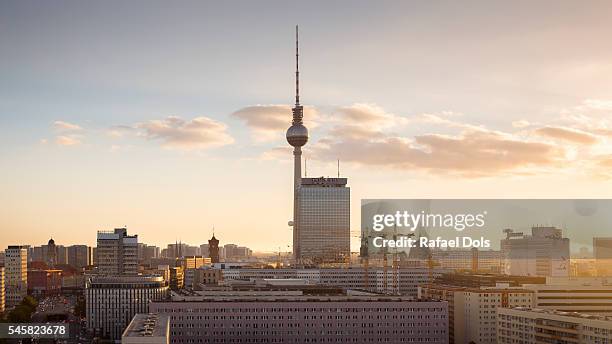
297 177 350 264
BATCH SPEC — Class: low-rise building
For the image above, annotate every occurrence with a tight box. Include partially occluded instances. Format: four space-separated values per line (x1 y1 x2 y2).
497 307 612 344
151 284 448 343
122 313 170 344
86 275 168 341
523 276 612 314
220 267 449 297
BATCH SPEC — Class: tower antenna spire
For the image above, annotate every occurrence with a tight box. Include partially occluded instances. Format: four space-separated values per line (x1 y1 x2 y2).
295 25 300 106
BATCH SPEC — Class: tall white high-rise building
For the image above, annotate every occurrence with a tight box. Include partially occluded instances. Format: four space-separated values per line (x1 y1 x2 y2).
96 228 138 275
4 245 28 308
298 177 350 264
501 226 570 277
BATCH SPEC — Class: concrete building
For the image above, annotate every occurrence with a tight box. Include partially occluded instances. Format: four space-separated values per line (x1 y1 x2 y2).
4 245 27 308
223 244 252 260
27 269 62 297
523 276 612 314
168 267 184 291
432 249 502 273
179 256 208 270
501 226 570 277
434 273 545 288
139 245 160 266
67 244 92 268
86 275 168 341
497 307 612 344
188 268 222 289
199 244 209 258
219 267 449 297
419 284 534 344
297 177 350 264
96 228 139 275
0 267 5 313
122 313 170 344
151 286 448 344
594 237 612 276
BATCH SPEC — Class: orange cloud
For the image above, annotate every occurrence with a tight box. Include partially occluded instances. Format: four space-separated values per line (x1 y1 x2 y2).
137 116 233 150
312 129 563 177
53 120 82 131
55 135 82 146
232 104 318 141
535 126 598 145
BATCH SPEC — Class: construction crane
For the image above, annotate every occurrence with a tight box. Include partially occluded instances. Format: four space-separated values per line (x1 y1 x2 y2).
355 229 372 292
392 229 415 295
427 251 440 285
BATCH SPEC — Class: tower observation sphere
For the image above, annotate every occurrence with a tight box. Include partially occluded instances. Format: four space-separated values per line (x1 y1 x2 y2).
286 121 308 147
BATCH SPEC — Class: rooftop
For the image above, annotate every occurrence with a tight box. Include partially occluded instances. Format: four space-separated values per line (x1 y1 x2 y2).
507 307 612 323
122 313 169 338
301 177 347 187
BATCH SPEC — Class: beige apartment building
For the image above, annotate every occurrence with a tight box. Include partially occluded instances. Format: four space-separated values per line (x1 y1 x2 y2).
420 284 534 344
497 308 612 344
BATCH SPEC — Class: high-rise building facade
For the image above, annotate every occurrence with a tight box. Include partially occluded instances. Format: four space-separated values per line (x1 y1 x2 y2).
4 245 27 308
86 275 168 340
501 226 570 277
419 284 534 344
297 177 350 264
67 245 92 268
96 228 138 275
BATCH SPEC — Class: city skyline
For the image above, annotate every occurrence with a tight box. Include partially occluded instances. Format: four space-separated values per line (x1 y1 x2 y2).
2 1 612 251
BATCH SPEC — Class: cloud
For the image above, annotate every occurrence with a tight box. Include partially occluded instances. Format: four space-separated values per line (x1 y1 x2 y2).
582 99 612 111
332 103 408 129
55 135 82 146
312 128 563 177
136 116 233 150
232 104 318 141
51 120 83 146
106 125 135 138
53 121 82 131
534 126 598 145
512 120 531 128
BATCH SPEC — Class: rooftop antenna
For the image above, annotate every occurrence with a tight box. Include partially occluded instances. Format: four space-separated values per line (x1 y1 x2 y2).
337 159 340 178
295 25 300 106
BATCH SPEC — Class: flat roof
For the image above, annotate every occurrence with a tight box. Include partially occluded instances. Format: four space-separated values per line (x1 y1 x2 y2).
122 313 169 338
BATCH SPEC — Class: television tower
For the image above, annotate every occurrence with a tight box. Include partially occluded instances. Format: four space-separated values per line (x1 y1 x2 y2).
286 25 308 263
